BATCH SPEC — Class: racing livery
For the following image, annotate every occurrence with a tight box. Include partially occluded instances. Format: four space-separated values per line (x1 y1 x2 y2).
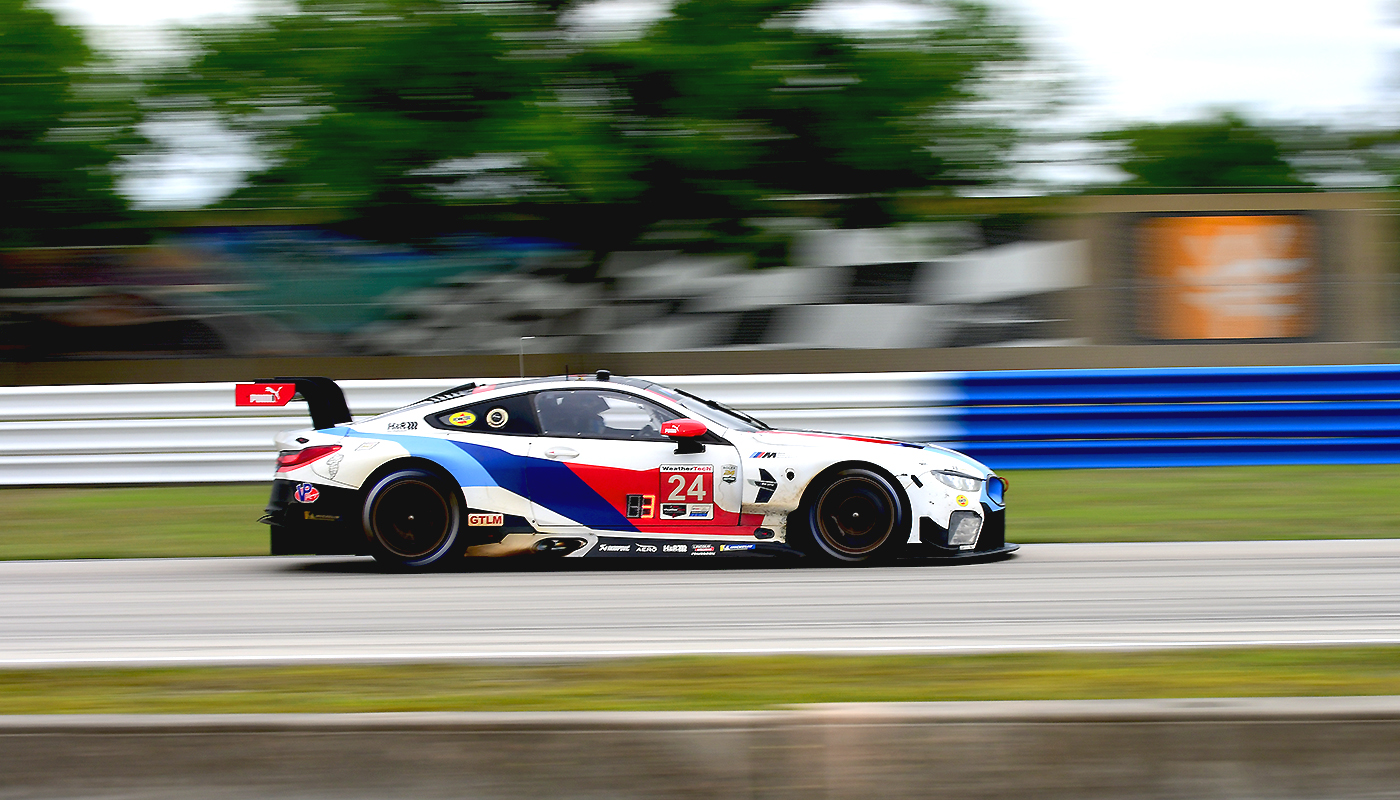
241 373 1015 568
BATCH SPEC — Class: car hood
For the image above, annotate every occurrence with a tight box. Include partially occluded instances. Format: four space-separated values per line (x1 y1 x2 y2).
748 430 995 477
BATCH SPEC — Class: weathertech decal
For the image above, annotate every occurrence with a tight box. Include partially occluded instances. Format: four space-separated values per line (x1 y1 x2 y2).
661 464 712 506
468 513 505 526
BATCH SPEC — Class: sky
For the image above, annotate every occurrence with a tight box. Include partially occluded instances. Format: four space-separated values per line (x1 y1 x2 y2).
37 0 1400 126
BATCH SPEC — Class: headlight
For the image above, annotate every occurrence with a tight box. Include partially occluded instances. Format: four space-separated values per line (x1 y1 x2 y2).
932 470 982 493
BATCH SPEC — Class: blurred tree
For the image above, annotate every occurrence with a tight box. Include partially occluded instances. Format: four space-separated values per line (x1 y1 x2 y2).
576 0 1031 234
155 0 1044 253
1104 113 1311 193
0 0 134 248
152 0 559 240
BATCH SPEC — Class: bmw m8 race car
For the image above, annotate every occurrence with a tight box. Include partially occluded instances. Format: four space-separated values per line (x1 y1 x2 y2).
238 372 1014 569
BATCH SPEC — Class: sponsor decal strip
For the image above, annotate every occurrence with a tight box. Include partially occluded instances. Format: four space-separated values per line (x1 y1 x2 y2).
588 539 766 557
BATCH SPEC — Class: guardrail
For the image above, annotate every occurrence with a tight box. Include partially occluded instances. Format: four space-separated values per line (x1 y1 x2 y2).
944 364 1400 469
0 374 951 485
2 365 1398 484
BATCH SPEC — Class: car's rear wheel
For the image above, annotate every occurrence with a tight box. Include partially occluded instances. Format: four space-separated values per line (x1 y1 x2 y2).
362 468 462 569
795 467 908 564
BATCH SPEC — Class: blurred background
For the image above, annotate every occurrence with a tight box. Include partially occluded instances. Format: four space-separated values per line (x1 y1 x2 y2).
4 0 1399 368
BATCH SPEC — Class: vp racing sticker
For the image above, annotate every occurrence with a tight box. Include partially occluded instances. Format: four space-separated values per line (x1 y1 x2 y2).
293 483 320 503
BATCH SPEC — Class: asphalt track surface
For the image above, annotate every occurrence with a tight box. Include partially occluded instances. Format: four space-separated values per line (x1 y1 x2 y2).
2 540 1399 667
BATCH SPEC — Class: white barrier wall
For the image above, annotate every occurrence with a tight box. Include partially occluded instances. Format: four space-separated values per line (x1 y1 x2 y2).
0 374 960 485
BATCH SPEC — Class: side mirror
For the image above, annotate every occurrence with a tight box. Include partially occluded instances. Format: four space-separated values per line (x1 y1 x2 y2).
661 419 706 438
661 418 707 454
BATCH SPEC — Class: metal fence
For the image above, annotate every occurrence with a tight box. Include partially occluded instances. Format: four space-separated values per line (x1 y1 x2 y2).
2 365 1398 485
945 364 1400 469
0 373 948 485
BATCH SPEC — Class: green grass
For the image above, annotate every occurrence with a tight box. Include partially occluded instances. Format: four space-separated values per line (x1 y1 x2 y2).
0 485 269 560
2 465 1399 560
3 648 1399 714
1004 464 1400 542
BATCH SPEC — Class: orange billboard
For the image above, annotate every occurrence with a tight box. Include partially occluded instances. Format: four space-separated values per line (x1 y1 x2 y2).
1139 215 1316 340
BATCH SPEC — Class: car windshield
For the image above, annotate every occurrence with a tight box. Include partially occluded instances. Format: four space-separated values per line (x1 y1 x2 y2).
651 385 770 432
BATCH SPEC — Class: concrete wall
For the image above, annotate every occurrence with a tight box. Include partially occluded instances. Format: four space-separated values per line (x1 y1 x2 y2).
5 697 1400 799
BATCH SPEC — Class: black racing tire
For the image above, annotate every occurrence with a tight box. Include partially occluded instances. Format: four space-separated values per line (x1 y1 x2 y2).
362 468 462 569
793 467 909 564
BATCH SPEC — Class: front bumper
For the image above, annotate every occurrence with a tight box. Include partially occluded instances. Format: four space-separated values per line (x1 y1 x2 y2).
913 504 1010 556
263 478 365 555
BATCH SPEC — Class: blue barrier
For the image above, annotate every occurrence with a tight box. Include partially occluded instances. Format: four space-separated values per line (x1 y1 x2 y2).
936 365 1400 469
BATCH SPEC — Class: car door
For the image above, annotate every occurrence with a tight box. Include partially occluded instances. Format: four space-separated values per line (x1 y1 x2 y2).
525 388 748 536
425 391 541 530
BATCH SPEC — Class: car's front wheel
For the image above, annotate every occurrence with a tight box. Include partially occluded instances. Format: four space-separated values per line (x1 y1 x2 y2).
362 468 462 569
794 467 908 564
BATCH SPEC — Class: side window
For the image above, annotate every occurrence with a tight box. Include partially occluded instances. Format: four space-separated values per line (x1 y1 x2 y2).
534 390 680 440
430 393 539 435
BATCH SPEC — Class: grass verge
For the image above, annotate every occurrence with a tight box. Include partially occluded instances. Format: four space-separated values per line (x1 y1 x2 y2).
0 484 269 560
3 465 1400 559
1006 464 1400 542
3 648 1400 714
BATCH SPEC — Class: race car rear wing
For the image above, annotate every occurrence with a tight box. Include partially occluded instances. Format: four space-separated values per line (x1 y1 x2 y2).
234 376 352 431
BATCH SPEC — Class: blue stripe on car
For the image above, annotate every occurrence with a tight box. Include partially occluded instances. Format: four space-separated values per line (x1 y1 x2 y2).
337 430 498 488
333 430 635 531
451 441 638 532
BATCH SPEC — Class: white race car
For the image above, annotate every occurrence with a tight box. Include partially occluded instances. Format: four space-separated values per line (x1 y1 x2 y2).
240 372 1014 569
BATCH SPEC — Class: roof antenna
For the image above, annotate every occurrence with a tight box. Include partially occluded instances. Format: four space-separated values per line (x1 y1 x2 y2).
519 336 535 378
